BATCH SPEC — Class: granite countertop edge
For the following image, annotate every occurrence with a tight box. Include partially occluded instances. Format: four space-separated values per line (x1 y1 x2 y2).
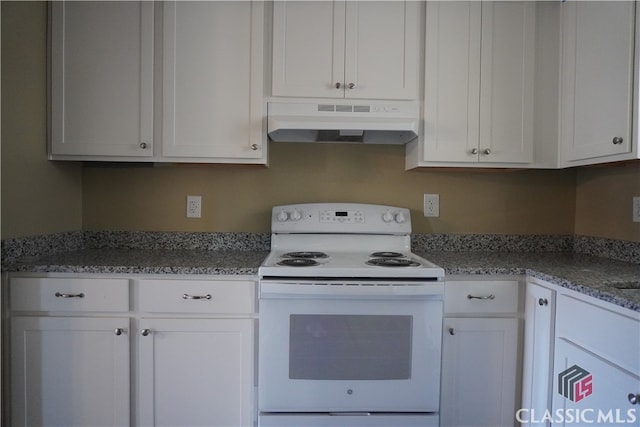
4 248 640 312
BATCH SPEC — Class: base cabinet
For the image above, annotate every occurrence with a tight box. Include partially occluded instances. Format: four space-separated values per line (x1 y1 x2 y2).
441 317 520 427
10 316 130 427
522 279 640 427
521 281 556 427
552 339 640 427
440 278 523 427
7 276 257 427
137 318 254 427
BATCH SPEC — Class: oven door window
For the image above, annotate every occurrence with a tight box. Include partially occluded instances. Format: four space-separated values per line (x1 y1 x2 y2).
289 314 412 380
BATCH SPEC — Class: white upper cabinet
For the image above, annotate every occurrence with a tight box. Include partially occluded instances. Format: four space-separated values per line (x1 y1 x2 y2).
49 1 266 164
162 1 266 162
271 1 420 100
560 1 638 166
50 1 154 158
408 1 539 168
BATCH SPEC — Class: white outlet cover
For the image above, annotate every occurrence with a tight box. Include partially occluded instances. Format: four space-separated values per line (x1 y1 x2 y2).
187 195 202 218
633 196 640 223
423 194 439 217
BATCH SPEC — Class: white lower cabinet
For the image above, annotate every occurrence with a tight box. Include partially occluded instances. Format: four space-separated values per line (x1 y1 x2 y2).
7 275 257 427
10 316 131 427
521 280 556 427
137 317 254 427
552 293 640 427
440 278 523 427
522 278 640 427
552 339 640 427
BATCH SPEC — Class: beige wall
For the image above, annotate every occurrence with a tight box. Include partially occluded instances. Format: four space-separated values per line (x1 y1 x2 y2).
1 2 82 239
575 165 640 241
2 2 638 243
83 143 578 235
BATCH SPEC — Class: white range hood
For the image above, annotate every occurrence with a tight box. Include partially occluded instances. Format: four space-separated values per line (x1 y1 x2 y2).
267 100 419 144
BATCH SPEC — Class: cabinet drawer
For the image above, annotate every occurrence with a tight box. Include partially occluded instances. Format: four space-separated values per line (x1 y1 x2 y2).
445 280 521 314
556 294 640 375
138 279 255 314
10 277 130 312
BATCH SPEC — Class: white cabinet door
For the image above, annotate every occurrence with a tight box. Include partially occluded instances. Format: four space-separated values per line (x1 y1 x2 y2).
137 318 254 427
440 317 520 427
272 1 345 98
343 2 419 100
560 1 635 163
522 282 556 427
422 1 535 165
50 1 154 158
423 1 481 162
10 317 130 427
552 339 640 427
479 1 535 163
162 1 265 161
272 1 419 100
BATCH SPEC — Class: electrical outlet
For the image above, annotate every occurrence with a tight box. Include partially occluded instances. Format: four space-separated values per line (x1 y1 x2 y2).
423 194 439 217
633 196 640 223
186 195 202 218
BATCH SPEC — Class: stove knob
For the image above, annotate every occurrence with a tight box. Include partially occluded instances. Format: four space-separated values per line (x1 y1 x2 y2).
395 212 407 223
290 209 302 221
276 210 289 222
382 211 394 223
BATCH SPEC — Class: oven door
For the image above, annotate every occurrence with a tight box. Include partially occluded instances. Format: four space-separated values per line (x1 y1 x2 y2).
258 281 443 413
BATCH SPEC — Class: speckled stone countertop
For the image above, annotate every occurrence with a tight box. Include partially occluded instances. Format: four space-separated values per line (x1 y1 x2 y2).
418 251 640 312
3 232 639 312
7 248 269 276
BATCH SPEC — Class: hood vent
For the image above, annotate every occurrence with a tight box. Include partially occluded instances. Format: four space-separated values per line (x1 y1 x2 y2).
267 101 420 144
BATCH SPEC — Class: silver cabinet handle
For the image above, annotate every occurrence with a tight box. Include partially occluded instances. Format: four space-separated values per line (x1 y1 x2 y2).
55 292 85 299
483 148 491 155
347 82 355 89
467 294 495 300
141 329 151 336
613 137 624 145
250 144 259 151
114 328 125 336
629 393 640 405
182 293 212 300
448 327 455 336
140 142 148 149
470 148 478 155
335 82 342 89
538 298 549 306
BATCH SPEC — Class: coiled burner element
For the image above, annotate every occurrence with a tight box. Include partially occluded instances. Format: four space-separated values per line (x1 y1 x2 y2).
366 258 420 267
277 258 319 267
282 251 328 259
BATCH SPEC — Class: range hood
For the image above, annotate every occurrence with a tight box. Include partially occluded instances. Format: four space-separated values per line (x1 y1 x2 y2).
267 100 419 144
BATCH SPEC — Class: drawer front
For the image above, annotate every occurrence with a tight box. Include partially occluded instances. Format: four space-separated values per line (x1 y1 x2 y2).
445 280 521 314
10 277 130 312
138 279 255 314
556 294 640 375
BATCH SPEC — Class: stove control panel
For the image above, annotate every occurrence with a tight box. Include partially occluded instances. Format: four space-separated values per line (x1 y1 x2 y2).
319 209 364 224
271 203 412 234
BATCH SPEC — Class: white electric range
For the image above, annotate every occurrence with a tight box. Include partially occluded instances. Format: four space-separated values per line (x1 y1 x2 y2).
258 203 445 427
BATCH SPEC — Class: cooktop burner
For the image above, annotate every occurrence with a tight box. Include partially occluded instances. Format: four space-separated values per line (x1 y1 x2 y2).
366 258 421 267
370 251 404 258
277 258 319 267
282 251 329 259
